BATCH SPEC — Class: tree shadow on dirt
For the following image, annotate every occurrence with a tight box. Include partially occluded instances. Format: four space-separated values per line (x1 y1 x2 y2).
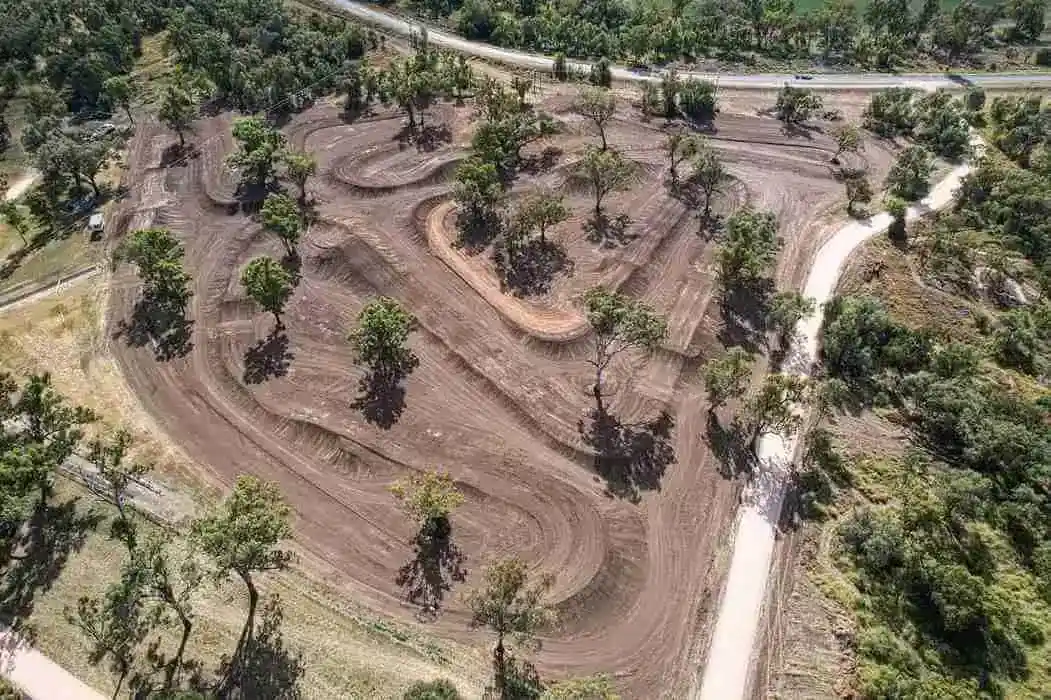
114 298 194 361
396 123 453 153
578 407 675 502
777 121 819 140
352 369 413 430
218 596 304 700
519 146 563 175
717 282 772 354
704 413 757 480
495 239 573 297
160 144 200 169
584 212 634 248
0 498 102 639
456 209 502 254
396 518 467 620
243 331 294 385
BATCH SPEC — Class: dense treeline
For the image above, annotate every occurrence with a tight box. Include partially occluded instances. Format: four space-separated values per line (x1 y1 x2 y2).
166 0 374 114
811 92 1051 698
395 0 1047 69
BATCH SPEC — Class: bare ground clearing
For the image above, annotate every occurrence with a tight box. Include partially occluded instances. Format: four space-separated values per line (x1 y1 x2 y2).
106 95 894 696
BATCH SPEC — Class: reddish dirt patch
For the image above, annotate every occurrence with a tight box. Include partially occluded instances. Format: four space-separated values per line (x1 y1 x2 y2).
106 97 894 697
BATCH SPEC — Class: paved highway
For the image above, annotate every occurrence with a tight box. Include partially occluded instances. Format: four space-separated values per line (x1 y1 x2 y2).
325 0 1051 90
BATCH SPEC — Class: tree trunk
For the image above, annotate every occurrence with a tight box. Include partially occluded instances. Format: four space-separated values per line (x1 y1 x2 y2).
594 192 603 220
224 570 259 694
494 635 507 699
593 365 605 415
273 310 283 330
178 129 185 148
113 660 129 700
600 127 607 151
165 611 193 688
125 105 135 124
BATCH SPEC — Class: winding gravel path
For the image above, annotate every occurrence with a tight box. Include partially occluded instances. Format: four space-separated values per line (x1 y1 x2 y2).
697 133 984 700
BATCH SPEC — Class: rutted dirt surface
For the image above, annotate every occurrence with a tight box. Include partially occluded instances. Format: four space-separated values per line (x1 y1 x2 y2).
107 98 894 697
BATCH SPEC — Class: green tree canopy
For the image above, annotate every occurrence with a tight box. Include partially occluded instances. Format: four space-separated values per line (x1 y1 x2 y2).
717 207 780 290
885 145 933 201
259 193 303 258
583 287 667 406
349 297 419 381
466 557 554 697
701 347 755 414
775 85 823 125
241 256 294 328
570 146 636 220
575 87 616 151
228 117 287 189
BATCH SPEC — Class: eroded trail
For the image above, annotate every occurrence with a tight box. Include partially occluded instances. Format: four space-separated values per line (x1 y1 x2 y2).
106 102 894 696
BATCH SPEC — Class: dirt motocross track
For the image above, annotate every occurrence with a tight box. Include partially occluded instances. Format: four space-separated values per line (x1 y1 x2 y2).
107 95 893 697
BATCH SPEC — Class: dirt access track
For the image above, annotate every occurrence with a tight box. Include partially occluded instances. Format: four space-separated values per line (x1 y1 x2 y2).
106 93 893 696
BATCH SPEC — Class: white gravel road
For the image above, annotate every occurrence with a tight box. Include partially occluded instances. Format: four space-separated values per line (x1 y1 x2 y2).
697 134 984 700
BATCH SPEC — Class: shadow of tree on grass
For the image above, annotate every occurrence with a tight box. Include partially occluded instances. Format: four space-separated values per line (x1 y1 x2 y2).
0 498 102 639
243 332 294 385
578 408 675 502
221 596 304 700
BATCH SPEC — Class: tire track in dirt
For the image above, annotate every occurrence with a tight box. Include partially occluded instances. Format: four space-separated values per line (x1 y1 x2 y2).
106 102 890 697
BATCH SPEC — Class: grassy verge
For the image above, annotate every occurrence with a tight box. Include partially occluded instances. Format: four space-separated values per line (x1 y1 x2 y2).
0 280 489 698
18 478 485 699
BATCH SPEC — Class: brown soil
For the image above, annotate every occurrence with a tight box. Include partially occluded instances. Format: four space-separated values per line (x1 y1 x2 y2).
105 95 894 697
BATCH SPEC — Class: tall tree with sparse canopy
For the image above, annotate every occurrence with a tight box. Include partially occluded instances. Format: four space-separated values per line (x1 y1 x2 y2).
831 124 863 164
68 569 151 699
513 190 568 244
260 193 303 258
666 131 700 186
843 169 873 217
766 291 816 349
14 373 96 506
158 83 198 149
0 201 32 246
701 347 755 415
745 373 809 436
191 475 294 692
584 288 667 411
241 256 294 329
572 147 636 220
466 557 554 699
89 428 148 551
575 87 616 151
104 76 135 123
350 297 419 383
687 142 725 222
